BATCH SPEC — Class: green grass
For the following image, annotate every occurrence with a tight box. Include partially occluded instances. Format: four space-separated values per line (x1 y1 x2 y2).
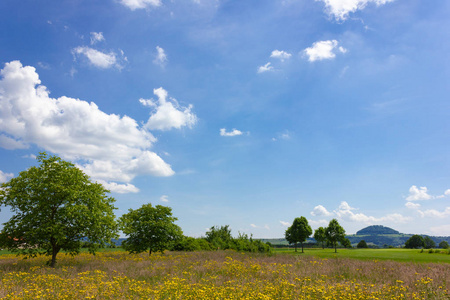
275 247 450 263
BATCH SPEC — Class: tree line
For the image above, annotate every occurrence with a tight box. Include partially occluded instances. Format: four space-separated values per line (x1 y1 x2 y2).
284 216 349 253
0 153 270 267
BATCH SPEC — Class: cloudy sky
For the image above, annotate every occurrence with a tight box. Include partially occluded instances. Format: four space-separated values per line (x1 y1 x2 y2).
1 0 450 238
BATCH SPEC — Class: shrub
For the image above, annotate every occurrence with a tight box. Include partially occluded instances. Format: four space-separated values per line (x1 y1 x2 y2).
357 240 368 248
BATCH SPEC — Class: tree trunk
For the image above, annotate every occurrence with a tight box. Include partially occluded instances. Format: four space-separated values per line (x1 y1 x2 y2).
50 244 60 268
149 249 152 256
334 242 337 253
301 242 304 253
294 243 297 252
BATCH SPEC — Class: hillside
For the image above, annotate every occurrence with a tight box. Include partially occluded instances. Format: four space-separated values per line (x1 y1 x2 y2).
356 225 399 235
261 225 450 248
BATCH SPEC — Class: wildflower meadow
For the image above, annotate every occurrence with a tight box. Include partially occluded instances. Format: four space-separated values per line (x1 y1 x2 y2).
0 250 448 299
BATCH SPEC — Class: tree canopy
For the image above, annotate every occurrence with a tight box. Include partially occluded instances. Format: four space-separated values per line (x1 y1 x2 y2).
325 219 346 253
313 227 326 249
404 235 425 249
0 153 118 267
119 204 183 255
357 240 368 248
285 217 312 253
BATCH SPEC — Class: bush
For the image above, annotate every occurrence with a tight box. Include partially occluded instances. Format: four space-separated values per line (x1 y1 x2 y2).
357 240 368 248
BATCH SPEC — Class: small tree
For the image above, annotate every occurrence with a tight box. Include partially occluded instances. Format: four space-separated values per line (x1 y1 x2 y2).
285 217 312 253
404 235 425 249
313 227 326 249
119 204 182 255
357 240 368 248
423 236 436 249
0 153 118 267
325 219 346 253
439 241 449 249
205 225 233 250
341 238 352 248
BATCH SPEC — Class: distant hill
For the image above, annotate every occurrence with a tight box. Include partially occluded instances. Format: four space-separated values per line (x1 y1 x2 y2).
260 225 450 248
356 225 399 235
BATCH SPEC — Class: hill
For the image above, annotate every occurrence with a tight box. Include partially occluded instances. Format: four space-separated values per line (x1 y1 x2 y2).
261 225 450 248
356 225 399 235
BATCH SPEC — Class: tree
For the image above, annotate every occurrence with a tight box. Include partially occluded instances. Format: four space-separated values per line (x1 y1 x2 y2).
439 241 449 249
0 153 118 267
357 240 368 248
341 238 352 248
404 235 425 249
119 204 182 255
325 219 346 253
285 217 312 253
205 225 233 250
314 227 327 249
423 236 436 249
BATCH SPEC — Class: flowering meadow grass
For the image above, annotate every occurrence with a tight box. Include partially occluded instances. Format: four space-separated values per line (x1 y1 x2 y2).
0 250 448 299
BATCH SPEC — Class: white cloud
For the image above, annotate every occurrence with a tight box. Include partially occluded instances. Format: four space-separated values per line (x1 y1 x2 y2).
250 224 257 228
279 221 290 227
160 195 169 202
429 224 450 236
0 170 14 183
316 0 395 21
97 180 139 194
140 87 197 131
257 62 274 73
304 40 346 62
72 47 126 69
154 46 168 67
270 50 292 62
445 189 450 196
220 128 244 137
0 61 184 193
421 208 450 219
90 32 105 45
335 201 410 223
405 202 421 210
311 205 333 216
120 0 161 10
405 185 433 201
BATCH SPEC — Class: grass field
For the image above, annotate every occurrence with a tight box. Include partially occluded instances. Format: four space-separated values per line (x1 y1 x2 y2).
275 248 450 264
0 249 449 299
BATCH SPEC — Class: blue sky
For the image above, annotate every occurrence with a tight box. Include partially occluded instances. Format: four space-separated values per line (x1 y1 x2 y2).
1 0 450 238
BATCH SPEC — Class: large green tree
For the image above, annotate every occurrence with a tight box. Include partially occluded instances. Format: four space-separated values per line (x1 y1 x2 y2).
423 236 436 249
205 225 233 250
313 227 327 249
0 153 118 267
285 217 312 253
119 204 183 255
325 219 346 253
404 235 425 249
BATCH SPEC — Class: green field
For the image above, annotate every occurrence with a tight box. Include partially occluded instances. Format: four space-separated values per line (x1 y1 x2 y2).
275 247 450 263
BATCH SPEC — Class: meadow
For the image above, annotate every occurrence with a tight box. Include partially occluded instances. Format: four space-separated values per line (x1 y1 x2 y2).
0 249 448 299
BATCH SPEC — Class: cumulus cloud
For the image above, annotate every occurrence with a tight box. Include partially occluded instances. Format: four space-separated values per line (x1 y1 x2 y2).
160 195 169 202
270 50 292 62
257 62 274 73
72 46 126 69
303 40 346 62
120 0 161 10
405 202 421 210
0 170 14 183
280 221 291 227
311 205 333 216
316 0 395 21
445 189 450 196
0 61 196 193
153 46 168 67
97 180 140 194
220 128 244 137
140 87 197 131
335 201 410 223
405 185 433 201
90 32 105 45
